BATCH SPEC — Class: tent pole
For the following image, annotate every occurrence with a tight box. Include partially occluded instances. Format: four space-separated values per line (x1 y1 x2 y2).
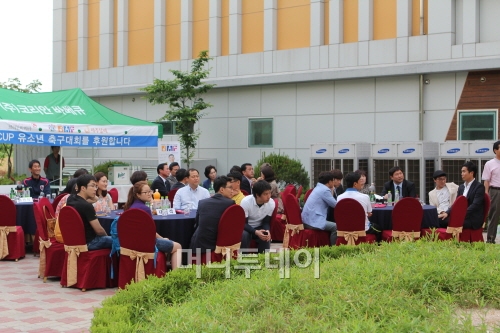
92 147 95 174
59 146 63 191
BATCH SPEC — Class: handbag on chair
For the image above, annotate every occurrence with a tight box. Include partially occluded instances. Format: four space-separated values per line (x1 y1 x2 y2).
43 205 57 238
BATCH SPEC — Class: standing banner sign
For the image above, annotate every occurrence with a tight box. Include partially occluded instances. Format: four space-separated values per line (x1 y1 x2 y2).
158 141 181 167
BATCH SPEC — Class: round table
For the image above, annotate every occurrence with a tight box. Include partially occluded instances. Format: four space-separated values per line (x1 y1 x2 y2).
369 204 439 230
98 210 197 249
15 202 36 235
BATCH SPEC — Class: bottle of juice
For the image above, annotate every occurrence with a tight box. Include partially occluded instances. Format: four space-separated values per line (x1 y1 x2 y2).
153 189 161 200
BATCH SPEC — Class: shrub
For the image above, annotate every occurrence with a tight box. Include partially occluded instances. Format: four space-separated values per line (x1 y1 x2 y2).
91 241 500 332
93 160 131 175
255 153 310 191
0 173 28 185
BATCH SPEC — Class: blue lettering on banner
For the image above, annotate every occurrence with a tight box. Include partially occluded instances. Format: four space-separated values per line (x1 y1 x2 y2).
475 148 489 154
377 149 390 154
446 148 460 154
402 148 415 154
338 149 349 154
315 149 327 154
0 130 157 147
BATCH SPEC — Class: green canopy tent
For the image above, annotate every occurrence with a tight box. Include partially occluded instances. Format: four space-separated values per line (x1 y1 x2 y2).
0 88 162 186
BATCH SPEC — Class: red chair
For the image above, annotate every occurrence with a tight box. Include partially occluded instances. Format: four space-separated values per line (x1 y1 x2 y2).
59 206 115 291
117 208 167 289
296 185 303 199
269 199 285 242
108 188 119 204
240 189 250 196
52 193 66 212
334 198 376 245
382 198 423 242
303 189 313 203
461 193 489 243
282 193 330 249
435 196 468 241
0 196 25 261
168 189 178 207
32 202 65 281
193 205 246 264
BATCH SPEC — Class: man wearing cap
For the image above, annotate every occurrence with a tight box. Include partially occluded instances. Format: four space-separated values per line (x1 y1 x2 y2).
482 140 500 243
428 170 459 228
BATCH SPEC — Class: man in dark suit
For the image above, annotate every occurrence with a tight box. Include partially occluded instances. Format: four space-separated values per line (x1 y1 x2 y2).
150 163 171 197
190 176 235 253
240 163 254 194
442 161 485 230
381 166 416 201
171 168 188 190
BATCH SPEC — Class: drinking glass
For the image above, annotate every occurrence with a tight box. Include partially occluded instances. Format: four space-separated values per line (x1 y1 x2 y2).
183 204 191 217
39 192 45 198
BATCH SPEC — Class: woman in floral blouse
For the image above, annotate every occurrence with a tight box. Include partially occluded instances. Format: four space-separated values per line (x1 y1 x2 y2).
92 172 114 212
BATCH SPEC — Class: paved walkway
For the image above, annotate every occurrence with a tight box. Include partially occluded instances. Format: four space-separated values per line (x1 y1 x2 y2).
0 254 115 333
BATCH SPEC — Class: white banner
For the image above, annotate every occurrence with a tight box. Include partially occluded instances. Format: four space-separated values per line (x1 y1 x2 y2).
158 141 181 167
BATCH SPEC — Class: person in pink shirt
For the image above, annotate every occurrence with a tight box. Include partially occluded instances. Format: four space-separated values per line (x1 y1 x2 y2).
482 140 500 243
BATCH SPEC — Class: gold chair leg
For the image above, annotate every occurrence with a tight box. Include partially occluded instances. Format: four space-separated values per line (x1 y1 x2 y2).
81 288 86 292
43 277 47 283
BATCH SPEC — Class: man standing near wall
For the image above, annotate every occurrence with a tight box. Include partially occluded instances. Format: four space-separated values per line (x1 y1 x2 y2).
482 141 500 243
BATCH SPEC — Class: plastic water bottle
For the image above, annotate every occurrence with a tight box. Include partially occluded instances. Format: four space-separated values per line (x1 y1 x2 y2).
387 191 392 206
368 183 376 203
394 187 400 204
209 185 215 196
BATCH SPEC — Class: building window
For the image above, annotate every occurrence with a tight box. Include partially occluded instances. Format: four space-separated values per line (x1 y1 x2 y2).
248 118 273 147
458 110 497 140
156 121 178 135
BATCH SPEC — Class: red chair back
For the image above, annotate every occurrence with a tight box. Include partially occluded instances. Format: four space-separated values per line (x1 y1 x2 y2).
334 198 366 231
282 193 302 226
296 185 303 199
303 189 313 203
58 206 87 246
271 198 279 222
483 192 491 224
168 189 178 206
215 205 246 247
108 188 118 204
240 189 250 196
39 197 55 217
118 209 157 253
282 185 296 197
392 198 423 232
448 196 468 228
0 195 16 226
52 193 66 211
33 202 49 240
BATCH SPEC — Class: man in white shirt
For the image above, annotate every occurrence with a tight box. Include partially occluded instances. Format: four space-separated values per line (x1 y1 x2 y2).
482 140 500 243
337 172 380 242
428 170 459 228
173 168 210 210
240 180 275 253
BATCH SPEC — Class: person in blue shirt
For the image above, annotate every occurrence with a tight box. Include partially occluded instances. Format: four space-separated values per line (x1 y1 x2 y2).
301 171 338 245
23 159 51 198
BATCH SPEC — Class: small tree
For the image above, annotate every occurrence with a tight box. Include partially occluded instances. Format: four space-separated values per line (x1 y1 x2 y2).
255 153 310 191
141 51 215 167
0 78 42 179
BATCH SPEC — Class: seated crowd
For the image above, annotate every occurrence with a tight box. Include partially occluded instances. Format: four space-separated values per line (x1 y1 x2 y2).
39 157 487 282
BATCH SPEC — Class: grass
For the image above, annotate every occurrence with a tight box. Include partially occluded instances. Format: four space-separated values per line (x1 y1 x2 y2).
91 241 500 333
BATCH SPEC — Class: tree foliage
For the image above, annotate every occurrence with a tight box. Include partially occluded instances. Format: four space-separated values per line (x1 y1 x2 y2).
255 153 310 191
0 78 42 179
141 51 215 167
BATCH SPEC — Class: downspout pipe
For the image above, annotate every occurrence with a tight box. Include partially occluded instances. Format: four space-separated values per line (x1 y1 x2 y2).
419 75 424 141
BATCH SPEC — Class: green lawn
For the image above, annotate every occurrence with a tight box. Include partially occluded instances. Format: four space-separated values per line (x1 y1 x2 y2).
91 241 500 333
